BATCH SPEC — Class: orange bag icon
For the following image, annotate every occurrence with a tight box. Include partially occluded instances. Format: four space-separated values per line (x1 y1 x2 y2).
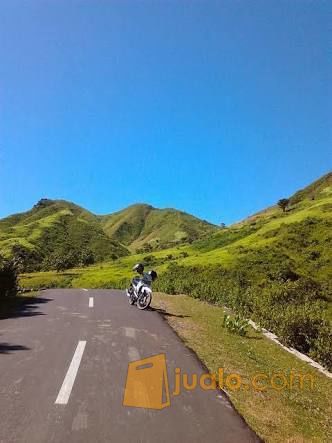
123 353 170 409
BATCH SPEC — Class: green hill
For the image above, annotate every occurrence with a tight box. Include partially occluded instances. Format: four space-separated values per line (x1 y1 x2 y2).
0 199 217 271
185 171 332 286
0 199 129 271
100 203 217 251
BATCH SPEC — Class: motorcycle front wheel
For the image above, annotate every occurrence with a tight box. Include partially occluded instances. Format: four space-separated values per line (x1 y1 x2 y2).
127 287 136 305
137 290 152 310
129 294 136 305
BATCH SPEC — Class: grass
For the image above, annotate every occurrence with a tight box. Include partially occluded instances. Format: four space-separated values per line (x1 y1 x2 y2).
152 293 332 443
18 246 197 289
19 270 82 289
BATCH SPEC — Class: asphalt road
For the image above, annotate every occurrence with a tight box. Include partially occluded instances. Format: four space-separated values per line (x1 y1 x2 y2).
0 289 259 443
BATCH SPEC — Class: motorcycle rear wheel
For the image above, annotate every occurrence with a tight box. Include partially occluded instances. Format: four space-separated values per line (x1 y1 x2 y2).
137 290 152 310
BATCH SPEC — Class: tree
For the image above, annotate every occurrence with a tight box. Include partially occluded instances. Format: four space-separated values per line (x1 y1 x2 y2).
51 251 77 272
11 244 41 273
220 223 226 229
277 198 290 213
79 249 95 267
33 198 52 209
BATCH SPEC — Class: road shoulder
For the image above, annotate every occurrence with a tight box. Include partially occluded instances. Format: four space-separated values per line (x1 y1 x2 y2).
152 292 332 442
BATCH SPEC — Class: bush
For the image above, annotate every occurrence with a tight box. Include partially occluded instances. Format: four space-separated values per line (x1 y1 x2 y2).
11 244 42 273
0 256 18 297
42 248 93 272
53 252 77 272
155 263 332 370
78 249 95 267
310 324 332 370
275 303 324 354
143 255 156 265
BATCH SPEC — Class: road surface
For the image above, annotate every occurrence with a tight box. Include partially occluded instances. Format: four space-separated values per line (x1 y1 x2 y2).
0 289 259 442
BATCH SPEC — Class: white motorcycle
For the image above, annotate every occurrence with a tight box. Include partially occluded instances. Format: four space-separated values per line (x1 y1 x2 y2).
126 264 157 310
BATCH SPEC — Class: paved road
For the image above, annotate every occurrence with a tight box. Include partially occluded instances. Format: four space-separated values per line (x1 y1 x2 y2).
0 289 259 443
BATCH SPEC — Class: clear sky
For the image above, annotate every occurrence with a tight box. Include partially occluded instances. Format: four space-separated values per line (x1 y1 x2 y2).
0 1 331 225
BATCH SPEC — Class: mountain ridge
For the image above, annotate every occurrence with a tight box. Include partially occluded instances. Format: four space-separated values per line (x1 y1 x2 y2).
0 199 217 269
100 203 217 251
1 172 331 273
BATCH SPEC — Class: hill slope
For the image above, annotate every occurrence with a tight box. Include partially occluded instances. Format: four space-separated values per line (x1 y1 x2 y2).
0 199 217 270
186 171 332 285
152 172 332 369
100 203 217 251
0 199 129 271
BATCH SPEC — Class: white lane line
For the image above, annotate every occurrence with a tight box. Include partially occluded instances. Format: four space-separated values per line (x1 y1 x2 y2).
124 327 136 338
55 341 87 405
82 288 88 292
89 297 94 308
128 346 140 361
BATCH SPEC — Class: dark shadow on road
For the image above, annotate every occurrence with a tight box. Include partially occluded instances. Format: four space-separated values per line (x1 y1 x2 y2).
0 342 30 354
0 296 52 320
148 306 190 318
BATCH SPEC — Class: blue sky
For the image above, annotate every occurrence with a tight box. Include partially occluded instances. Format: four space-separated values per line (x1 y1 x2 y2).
0 1 331 225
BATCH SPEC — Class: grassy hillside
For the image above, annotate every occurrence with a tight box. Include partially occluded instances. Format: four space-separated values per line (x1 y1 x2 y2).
100 203 217 251
185 182 332 284
100 204 153 246
19 172 332 292
18 172 332 287
0 199 129 270
0 199 217 271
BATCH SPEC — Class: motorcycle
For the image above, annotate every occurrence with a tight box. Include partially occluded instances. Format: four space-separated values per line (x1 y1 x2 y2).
126 264 157 310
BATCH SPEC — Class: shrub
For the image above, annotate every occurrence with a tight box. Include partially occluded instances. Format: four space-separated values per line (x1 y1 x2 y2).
0 256 18 297
222 314 249 336
143 255 156 265
155 263 332 370
11 244 42 273
79 249 95 267
310 324 332 370
275 303 325 354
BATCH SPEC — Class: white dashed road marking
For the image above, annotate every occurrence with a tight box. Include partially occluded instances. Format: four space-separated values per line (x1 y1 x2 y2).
89 297 94 308
82 288 88 292
124 327 136 338
128 346 140 361
55 341 87 405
